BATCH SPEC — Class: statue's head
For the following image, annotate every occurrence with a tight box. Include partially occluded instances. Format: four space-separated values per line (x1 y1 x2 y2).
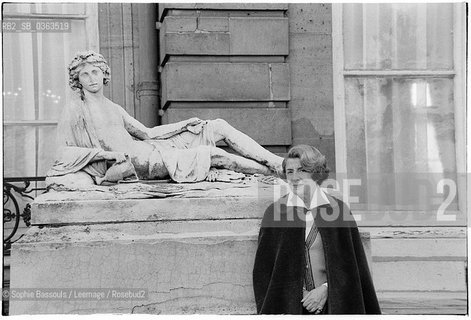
282 144 330 185
68 51 111 96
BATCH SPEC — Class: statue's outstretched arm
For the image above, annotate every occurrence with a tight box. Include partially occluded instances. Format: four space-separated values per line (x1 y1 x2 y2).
116 104 203 140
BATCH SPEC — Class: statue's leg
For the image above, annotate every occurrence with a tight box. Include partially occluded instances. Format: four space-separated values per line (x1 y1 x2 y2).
209 119 283 172
209 147 272 175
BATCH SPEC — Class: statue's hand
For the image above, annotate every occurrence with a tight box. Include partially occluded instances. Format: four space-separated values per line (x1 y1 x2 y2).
185 117 203 127
187 122 205 134
103 151 127 164
113 152 127 163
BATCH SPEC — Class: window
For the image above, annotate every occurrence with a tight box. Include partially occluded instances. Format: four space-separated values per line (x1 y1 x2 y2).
2 3 98 178
332 4 466 220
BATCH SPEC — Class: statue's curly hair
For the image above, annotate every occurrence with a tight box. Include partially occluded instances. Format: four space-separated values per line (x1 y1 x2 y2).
68 51 111 96
282 144 331 185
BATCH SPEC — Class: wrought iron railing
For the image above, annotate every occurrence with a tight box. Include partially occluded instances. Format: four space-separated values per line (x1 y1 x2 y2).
3 177 46 251
3 177 47 315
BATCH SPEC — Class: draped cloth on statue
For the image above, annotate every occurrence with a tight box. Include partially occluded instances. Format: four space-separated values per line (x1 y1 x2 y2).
47 96 107 179
145 123 216 183
47 96 218 183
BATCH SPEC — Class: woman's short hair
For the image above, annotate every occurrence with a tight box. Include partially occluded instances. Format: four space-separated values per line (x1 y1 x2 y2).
68 51 111 96
282 144 330 184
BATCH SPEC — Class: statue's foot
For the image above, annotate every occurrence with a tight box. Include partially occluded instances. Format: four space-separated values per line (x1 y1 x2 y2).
206 168 245 183
206 168 219 182
267 165 284 178
258 175 280 185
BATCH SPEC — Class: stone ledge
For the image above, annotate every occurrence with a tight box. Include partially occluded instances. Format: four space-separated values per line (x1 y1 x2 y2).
32 196 273 226
16 220 262 247
378 291 467 315
31 183 279 225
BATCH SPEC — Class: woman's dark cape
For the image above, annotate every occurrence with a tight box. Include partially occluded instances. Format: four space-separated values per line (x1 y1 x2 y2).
252 194 381 314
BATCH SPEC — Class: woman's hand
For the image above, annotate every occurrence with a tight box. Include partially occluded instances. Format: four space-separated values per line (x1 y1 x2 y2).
301 284 328 314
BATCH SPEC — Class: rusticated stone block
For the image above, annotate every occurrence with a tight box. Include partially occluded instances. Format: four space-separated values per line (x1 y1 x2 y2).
159 3 288 21
161 63 290 106
229 18 289 55
168 101 287 109
164 33 230 55
198 17 229 32
163 107 292 145
160 17 288 61
270 63 291 101
164 16 197 32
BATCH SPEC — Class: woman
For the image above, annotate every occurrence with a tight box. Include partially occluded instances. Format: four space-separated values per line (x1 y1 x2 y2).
252 145 381 314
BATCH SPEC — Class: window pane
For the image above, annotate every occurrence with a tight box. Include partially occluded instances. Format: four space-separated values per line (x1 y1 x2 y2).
37 20 87 120
3 126 58 177
343 3 453 70
37 126 58 176
3 126 36 177
2 3 94 179
3 33 36 121
3 3 86 15
3 20 87 121
345 77 457 209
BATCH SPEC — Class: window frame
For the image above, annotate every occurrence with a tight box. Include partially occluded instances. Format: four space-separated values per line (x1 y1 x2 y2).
332 3 467 224
2 3 99 178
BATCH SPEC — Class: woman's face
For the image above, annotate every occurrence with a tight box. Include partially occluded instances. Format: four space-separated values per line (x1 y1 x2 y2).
285 158 316 196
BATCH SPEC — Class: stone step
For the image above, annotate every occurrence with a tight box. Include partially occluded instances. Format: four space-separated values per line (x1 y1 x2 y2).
378 291 467 315
372 260 466 291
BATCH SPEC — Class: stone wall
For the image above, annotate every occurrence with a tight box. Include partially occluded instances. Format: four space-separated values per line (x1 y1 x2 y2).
159 3 291 150
287 3 335 170
158 3 335 162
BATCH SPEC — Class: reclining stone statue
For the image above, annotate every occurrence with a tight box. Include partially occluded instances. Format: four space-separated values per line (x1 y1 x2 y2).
47 51 283 186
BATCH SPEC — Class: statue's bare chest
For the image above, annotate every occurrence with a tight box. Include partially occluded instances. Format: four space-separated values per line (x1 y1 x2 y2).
88 103 123 129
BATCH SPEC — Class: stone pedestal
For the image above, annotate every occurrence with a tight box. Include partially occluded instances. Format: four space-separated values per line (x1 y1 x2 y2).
9 183 371 314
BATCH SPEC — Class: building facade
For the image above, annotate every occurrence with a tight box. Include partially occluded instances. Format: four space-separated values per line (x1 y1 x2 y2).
2 3 467 314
